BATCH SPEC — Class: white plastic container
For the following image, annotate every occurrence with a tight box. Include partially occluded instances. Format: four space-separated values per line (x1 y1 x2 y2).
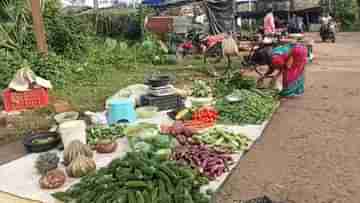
58 120 87 149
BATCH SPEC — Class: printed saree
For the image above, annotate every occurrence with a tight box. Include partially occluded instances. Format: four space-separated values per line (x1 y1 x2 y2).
272 44 307 97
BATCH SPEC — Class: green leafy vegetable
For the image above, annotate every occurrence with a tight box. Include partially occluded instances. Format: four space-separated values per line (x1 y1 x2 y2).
215 89 277 125
213 75 257 97
87 124 125 145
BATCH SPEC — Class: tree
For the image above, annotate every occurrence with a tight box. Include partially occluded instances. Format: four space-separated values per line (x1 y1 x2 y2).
358 0 360 18
335 0 359 30
30 0 48 54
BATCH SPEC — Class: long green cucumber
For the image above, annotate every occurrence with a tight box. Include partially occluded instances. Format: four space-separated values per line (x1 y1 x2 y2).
136 191 145 203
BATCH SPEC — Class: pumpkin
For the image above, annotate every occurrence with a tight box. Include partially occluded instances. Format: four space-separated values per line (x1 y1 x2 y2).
63 140 93 166
35 152 60 175
95 139 117 153
66 155 96 178
39 169 66 189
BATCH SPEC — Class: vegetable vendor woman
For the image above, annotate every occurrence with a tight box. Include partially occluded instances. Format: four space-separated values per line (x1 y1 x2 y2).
269 43 308 97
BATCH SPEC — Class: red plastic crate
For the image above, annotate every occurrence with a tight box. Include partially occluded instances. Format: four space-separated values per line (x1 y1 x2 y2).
2 88 49 112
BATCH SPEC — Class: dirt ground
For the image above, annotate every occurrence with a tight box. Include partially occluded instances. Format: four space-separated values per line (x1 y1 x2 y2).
215 32 360 203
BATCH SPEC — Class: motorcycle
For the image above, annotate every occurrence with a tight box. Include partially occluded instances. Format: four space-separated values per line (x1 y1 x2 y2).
320 21 336 43
180 28 225 64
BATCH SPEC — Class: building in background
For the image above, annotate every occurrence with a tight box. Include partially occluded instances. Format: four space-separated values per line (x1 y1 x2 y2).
255 0 336 31
256 0 291 19
235 0 257 31
61 0 142 8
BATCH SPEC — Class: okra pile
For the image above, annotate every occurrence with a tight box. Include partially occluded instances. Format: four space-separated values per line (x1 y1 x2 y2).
215 89 276 125
52 152 210 203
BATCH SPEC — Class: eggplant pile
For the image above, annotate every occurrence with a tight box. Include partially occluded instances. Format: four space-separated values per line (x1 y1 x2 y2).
172 143 233 180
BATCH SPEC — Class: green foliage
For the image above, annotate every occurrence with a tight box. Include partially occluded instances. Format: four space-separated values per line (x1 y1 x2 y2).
0 0 33 53
335 0 359 31
27 53 73 88
43 0 91 55
0 0 166 91
0 50 23 88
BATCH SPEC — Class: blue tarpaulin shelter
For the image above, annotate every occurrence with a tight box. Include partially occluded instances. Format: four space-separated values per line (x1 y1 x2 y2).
142 0 195 8
142 0 164 6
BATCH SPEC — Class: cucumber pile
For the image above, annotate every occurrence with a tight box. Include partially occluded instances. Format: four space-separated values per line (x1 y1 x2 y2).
52 152 210 203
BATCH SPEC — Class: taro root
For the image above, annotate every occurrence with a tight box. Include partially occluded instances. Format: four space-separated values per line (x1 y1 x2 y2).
39 169 66 189
95 139 117 153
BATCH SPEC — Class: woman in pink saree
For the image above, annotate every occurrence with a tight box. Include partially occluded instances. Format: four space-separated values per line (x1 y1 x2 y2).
271 43 308 97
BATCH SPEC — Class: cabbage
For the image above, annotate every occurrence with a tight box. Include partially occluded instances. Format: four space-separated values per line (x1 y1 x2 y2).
152 135 172 148
154 149 172 161
133 141 152 153
139 128 159 141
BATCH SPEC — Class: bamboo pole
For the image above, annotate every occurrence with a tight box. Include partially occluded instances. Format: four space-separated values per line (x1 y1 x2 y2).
30 0 48 55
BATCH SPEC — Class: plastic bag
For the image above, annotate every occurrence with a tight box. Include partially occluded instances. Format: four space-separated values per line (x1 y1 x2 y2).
105 84 149 108
8 67 52 91
222 35 239 56
58 120 87 149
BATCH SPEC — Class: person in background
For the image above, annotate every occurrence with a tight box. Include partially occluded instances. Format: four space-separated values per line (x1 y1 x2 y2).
270 43 308 98
289 14 303 33
264 8 276 35
237 17 242 31
289 14 297 29
321 12 333 25
296 16 304 33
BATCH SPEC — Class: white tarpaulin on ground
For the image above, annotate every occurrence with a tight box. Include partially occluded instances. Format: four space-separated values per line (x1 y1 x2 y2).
0 111 271 203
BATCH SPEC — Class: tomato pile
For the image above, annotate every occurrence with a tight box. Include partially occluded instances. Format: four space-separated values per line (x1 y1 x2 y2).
192 107 218 123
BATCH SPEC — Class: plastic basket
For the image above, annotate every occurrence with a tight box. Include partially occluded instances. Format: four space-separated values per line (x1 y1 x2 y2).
2 88 49 112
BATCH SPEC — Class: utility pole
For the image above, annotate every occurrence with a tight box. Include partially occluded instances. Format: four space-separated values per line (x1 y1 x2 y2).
30 0 48 55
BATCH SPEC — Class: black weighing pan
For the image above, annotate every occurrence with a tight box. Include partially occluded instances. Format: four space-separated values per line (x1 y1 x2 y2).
145 74 174 87
23 132 61 153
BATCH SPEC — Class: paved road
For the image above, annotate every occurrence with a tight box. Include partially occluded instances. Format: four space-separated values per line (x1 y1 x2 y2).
216 32 360 203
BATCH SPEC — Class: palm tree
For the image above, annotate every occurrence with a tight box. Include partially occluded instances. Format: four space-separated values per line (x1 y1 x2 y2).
0 0 32 51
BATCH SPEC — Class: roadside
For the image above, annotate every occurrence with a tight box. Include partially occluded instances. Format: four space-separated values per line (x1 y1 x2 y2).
215 32 360 203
